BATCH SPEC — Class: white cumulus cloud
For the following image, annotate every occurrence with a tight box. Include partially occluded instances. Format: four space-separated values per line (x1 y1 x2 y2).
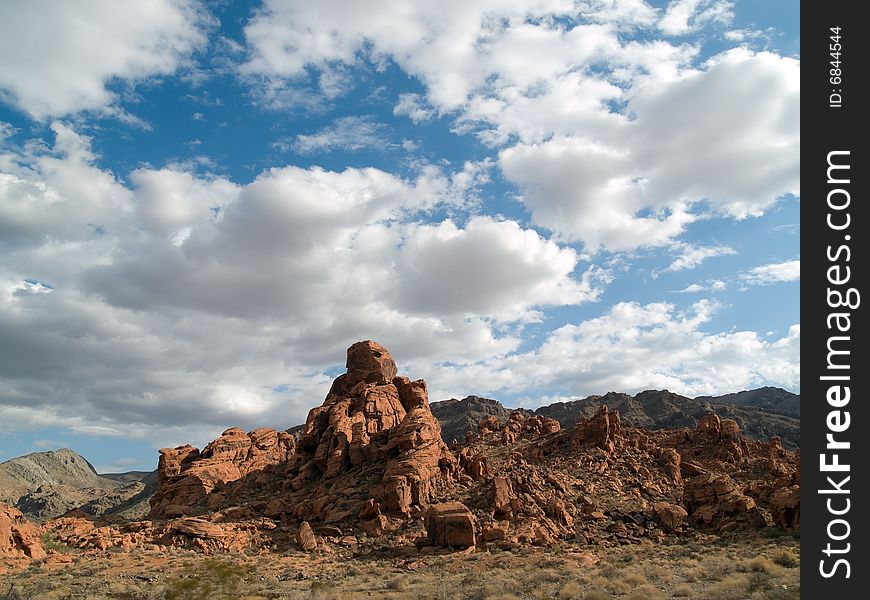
741 259 800 285
0 0 208 119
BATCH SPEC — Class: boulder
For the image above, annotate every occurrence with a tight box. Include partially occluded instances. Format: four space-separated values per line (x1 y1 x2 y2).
478 415 501 433
770 485 800 529
491 476 514 518
464 455 488 481
170 518 226 539
425 502 476 548
653 502 688 532
720 419 740 438
696 413 721 434
295 521 317 551
346 340 397 385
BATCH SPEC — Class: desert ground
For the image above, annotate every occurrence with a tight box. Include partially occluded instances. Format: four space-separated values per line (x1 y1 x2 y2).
3 529 798 600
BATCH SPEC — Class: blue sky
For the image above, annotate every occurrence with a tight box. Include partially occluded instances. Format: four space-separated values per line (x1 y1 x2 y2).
0 0 798 472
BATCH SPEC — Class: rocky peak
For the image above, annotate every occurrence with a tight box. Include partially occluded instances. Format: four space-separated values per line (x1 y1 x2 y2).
346 340 398 386
431 395 516 444
294 341 456 515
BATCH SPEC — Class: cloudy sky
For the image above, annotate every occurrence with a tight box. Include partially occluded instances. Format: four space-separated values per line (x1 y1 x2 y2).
0 0 799 472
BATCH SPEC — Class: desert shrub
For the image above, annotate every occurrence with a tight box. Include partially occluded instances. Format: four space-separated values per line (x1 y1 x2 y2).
754 586 801 600
683 565 705 582
40 531 71 554
624 584 665 600
385 575 404 591
739 556 774 573
558 581 583 600
621 572 648 588
763 527 796 540
771 548 799 568
703 556 735 579
529 568 563 586
645 564 671 582
706 573 751 600
745 571 773 594
672 583 694 597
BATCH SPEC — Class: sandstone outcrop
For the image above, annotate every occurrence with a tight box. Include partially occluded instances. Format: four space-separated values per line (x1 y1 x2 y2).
25 400 799 561
769 485 800 529
290 341 458 518
149 427 295 518
683 471 764 530
653 502 687 532
148 341 458 528
64 343 800 560
475 410 560 445
571 405 622 453
0 504 46 560
425 502 476 548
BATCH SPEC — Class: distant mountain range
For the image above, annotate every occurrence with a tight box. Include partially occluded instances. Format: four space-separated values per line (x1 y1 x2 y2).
1 386 798 521
432 386 799 449
0 448 155 521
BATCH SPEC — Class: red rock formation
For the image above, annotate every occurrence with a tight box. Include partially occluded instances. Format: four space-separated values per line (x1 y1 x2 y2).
290 342 457 517
653 502 688 532
478 415 500 433
425 502 476 548
491 476 515 519
770 485 800 529
134 359 798 554
148 341 457 528
477 411 560 445
571 405 622 453
459 450 488 481
696 413 721 434
149 427 294 518
170 518 225 540
720 419 740 438
0 504 46 560
683 471 764 530
295 521 317 551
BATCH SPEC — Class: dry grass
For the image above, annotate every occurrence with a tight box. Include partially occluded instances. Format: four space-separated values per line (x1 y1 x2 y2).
558 581 583 599
771 548 799 568
625 584 666 600
0 533 800 600
621 572 648 587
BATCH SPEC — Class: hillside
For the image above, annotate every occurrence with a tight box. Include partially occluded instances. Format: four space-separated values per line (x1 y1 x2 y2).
430 395 524 444
535 389 799 449
427 388 799 449
697 386 800 417
0 449 152 520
